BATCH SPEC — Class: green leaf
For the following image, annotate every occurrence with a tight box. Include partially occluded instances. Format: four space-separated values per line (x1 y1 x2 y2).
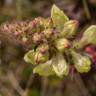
33 60 55 76
60 20 78 38
51 4 69 32
24 50 35 64
71 51 91 73
76 25 96 48
52 53 69 77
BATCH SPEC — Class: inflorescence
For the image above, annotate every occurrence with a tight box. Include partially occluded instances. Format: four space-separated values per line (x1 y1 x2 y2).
1 5 96 77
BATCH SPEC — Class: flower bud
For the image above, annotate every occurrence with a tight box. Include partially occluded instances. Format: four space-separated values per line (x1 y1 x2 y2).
85 46 95 55
43 28 58 40
36 44 49 54
33 17 45 32
35 51 49 64
43 28 53 39
32 33 42 44
44 18 53 29
22 35 28 43
60 20 78 38
71 51 91 73
55 38 70 52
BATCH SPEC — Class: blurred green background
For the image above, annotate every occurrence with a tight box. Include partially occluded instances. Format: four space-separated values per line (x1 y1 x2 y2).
0 0 96 96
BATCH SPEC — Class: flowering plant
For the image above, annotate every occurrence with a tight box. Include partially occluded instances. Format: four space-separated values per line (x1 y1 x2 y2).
1 5 96 77
24 5 96 77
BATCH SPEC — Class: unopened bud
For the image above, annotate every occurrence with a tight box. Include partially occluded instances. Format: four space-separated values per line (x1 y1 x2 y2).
32 33 42 44
36 44 49 54
33 17 45 32
43 28 53 39
55 38 70 52
44 18 53 29
35 51 49 64
22 35 28 43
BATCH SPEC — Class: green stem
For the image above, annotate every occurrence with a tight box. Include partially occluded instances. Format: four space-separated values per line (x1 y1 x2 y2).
82 0 91 20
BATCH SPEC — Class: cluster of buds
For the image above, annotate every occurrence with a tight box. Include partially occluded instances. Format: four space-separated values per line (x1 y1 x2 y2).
1 5 96 77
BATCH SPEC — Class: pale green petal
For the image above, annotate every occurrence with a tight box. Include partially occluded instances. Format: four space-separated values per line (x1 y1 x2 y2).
55 38 69 52
24 50 35 64
60 20 78 38
76 25 96 48
51 4 69 32
52 53 69 77
33 60 55 76
71 51 91 73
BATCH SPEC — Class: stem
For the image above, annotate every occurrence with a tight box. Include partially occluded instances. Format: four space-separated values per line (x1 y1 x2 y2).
7 70 24 96
41 77 48 96
82 0 91 20
23 74 34 96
